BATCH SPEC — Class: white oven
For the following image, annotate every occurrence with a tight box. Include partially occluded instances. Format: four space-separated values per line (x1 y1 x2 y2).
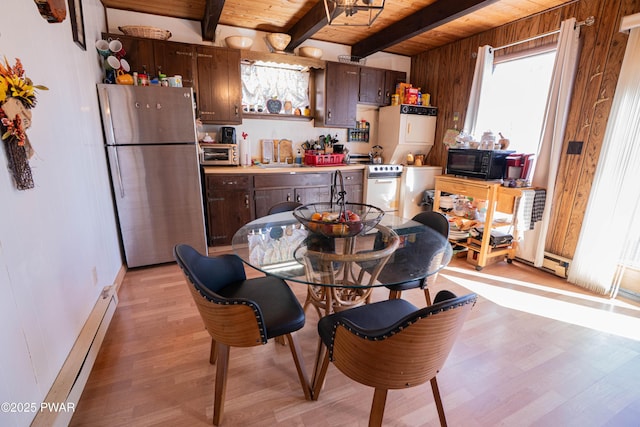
364 165 403 213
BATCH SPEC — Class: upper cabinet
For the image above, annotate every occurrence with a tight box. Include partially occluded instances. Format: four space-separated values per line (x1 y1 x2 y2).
315 61 408 128
358 66 385 105
196 46 242 124
383 70 407 106
153 41 196 87
315 62 360 128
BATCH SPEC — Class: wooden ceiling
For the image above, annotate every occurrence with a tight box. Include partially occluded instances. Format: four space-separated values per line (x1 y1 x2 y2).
101 0 574 57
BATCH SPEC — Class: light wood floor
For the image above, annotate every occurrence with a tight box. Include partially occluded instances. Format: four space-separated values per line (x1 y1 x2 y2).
70 254 640 427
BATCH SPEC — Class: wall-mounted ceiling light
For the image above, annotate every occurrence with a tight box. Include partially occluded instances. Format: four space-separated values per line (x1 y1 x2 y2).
324 0 385 27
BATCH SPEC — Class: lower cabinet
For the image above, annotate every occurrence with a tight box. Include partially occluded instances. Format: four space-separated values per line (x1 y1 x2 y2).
254 172 332 218
204 169 365 247
205 174 253 246
340 170 364 203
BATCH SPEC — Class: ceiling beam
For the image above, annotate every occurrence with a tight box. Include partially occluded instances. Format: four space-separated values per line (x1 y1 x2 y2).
286 1 334 51
201 0 225 42
352 0 499 58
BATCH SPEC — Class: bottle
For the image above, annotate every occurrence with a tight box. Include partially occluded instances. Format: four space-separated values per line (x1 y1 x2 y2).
303 105 311 116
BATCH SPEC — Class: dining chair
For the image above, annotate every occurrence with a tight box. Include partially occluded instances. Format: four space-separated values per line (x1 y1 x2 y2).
174 244 312 425
312 290 477 427
267 201 303 215
385 211 450 305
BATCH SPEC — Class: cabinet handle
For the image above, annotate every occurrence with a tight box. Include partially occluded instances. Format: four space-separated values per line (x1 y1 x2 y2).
198 53 213 58
327 110 332 119
296 195 301 203
201 111 216 115
378 89 382 97
287 193 291 201
234 105 239 116
345 176 353 180
245 194 249 207
176 51 193 56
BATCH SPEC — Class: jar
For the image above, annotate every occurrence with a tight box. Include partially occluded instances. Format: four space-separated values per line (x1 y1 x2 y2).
414 155 424 166
480 131 496 150
406 152 414 165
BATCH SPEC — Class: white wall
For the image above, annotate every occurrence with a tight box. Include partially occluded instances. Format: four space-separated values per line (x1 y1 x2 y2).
0 1 122 425
106 9 412 157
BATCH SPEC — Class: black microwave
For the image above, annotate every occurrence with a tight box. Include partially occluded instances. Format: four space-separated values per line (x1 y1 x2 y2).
446 148 514 180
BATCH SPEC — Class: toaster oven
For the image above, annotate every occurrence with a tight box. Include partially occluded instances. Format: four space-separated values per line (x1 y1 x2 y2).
199 143 239 166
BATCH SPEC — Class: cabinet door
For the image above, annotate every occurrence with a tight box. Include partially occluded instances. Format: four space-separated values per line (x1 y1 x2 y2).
359 66 385 105
207 190 252 246
153 41 196 87
383 70 407 106
254 188 295 218
325 62 359 128
295 186 331 205
340 171 364 203
196 46 242 124
105 33 154 76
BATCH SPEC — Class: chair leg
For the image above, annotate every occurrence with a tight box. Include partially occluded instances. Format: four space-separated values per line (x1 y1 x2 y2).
311 343 330 401
430 376 448 427
213 343 230 426
209 338 217 364
388 289 402 299
423 287 432 306
369 388 388 427
285 333 312 400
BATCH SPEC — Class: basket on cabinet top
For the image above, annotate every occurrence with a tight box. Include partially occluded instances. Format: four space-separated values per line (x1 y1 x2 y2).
118 26 172 40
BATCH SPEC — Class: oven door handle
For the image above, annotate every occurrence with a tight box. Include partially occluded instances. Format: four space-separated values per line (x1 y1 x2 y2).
373 179 395 184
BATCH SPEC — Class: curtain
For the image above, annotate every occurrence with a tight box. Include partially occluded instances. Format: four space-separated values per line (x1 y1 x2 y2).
463 45 494 137
569 25 640 296
525 18 581 267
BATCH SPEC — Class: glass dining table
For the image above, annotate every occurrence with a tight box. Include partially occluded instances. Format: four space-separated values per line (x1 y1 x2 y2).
231 211 453 315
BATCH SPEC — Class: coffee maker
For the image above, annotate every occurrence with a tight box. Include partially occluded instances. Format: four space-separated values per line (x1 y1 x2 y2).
220 127 236 144
506 153 535 180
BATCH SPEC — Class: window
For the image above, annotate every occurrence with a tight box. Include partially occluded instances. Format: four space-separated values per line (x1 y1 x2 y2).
240 63 310 112
474 49 556 155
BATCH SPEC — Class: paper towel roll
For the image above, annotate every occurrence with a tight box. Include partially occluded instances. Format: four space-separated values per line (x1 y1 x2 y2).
240 137 251 166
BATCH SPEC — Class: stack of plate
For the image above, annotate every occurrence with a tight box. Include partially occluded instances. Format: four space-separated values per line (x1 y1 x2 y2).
449 229 469 241
439 195 455 211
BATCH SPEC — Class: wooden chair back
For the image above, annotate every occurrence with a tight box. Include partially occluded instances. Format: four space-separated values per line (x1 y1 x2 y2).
330 295 475 389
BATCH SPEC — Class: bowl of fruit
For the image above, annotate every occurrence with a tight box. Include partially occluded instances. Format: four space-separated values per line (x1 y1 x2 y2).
293 203 385 238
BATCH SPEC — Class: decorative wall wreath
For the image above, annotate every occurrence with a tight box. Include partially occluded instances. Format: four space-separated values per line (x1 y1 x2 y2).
0 57 47 190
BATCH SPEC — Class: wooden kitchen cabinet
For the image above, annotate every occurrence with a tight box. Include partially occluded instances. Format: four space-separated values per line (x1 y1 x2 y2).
103 33 154 76
205 174 253 246
253 172 332 218
383 70 407 105
196 46 242 124
153 41 196 87
103 34 196 88
315 61 359 128
339 170 364 203
358 66 385 105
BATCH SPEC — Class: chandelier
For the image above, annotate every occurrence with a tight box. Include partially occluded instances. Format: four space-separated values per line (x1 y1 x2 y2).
323 0 385 27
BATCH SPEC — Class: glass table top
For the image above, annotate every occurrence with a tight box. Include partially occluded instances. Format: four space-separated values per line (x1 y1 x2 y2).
231 212 453 288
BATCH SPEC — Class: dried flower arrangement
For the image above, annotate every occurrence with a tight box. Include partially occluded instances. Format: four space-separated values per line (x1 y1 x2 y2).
0 56 47 190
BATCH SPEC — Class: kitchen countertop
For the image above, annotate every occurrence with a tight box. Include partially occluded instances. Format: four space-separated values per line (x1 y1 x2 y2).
202 164 366 174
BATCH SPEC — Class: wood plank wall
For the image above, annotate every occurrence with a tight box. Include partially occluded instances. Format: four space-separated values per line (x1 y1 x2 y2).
411 0 640 259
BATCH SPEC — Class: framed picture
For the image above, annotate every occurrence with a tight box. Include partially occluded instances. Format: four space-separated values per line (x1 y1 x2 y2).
68 0 86 50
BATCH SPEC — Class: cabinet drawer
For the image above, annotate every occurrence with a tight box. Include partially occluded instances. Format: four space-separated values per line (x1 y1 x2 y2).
206 175 251 199
254 172 331 188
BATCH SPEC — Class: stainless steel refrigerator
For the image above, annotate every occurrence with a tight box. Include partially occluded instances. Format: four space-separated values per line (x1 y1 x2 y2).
97 84 207 268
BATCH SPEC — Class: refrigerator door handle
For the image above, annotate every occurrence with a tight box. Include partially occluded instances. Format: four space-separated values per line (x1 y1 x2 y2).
113 147 125 198
98 86 118 146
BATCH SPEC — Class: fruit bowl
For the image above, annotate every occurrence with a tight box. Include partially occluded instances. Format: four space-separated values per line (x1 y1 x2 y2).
293 203 384 238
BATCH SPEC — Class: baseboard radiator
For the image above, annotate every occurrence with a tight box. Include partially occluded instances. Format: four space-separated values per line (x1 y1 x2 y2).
516 252 571 278
31 285 119 427
541 252 571 278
